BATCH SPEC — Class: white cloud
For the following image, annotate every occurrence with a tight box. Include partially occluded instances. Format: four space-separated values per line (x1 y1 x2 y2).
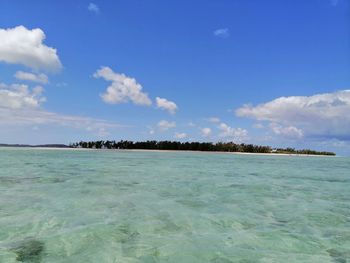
201 127 212 137
236 90 350 140
88 3 100 13
269 123 303 139
0 26 62 71
156 97 178 114
253 123 264 129
97 127 110 137
94 66 152 106
0 107 120 133
32 86 44 95
188 121 196 127
0 82 123 137
157 120 176 131
218 122 248 142
208 117 220 123
14 71 48 84
213 28 230 38
0 83 45 109
174 132 187 139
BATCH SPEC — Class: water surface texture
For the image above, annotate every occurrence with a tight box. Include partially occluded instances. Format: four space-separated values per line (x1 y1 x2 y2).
0 148 349 262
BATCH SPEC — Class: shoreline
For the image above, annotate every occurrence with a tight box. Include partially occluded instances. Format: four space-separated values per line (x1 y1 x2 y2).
0 146 335 157
119 148 334 157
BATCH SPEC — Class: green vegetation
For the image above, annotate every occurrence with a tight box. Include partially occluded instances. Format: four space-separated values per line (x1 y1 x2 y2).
70 140 335 156
273 148 336 156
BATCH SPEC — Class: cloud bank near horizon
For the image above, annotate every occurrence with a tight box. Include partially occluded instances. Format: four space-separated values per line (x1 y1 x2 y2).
236 90 350 141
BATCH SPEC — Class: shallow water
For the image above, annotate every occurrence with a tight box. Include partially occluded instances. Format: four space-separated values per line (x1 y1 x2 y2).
0 148 349 262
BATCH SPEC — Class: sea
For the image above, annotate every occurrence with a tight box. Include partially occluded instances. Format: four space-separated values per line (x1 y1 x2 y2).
0 147 349 262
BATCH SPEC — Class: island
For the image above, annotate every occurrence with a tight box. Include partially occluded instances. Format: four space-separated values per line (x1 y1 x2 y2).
69 140 336 156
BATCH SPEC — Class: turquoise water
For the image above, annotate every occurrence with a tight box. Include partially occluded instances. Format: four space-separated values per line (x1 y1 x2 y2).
0 148 349 263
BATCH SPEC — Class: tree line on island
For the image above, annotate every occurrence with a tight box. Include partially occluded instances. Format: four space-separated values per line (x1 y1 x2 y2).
70 140 335 156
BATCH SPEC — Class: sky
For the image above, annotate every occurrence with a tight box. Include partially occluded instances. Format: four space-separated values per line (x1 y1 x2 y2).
0 0 349 155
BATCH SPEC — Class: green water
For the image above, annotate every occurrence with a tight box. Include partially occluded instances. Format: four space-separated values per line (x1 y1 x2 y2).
0 148 349 263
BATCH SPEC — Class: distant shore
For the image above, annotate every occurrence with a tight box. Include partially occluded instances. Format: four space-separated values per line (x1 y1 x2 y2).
123 149 335 157
70 140 336 156
0 146 334 157
107 148 335 157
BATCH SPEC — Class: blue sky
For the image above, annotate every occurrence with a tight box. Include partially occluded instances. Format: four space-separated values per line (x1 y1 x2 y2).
0 0 349 154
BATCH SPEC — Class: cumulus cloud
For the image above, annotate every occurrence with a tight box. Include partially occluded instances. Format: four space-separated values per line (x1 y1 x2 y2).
14 71 48 84
269 123 303 139
201 127 212 137
174 132 187 139
213 28 230 38
0 26 62 71
0 83 45 109
157 120 176 131
236 90 350 140
88 3 100 13
156 97 178 114
218 122 248 142
208 117 220 123
94 66 152 106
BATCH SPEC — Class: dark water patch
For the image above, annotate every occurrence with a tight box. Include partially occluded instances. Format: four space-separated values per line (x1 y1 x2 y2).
0 176 41 185
210 255 234 263
64 171 77 176
287 176 350 183
84 180 112 186
116 223 141 257
38 177 66 184
228 184 245 188
50 178 66 183
11 239 44 262
155 213 182 233
0 176 21 184
327 248 348 263
117 181 139 188
177 199 207 209
271 218 289 227
116 223 140 244
84 168 97 172
158 190 177 198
